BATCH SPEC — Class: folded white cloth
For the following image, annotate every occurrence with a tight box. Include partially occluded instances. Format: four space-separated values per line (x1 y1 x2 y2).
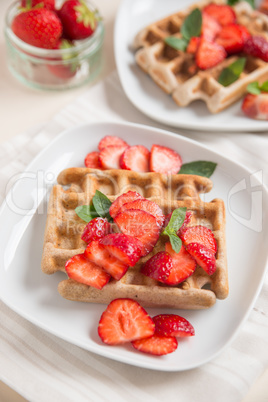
0 71 267 402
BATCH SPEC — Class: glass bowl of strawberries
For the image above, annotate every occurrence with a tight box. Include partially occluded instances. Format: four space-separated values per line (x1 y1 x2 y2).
4 0 104 90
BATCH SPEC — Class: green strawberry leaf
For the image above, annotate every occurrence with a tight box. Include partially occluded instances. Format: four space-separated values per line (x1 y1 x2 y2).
164 37 189 51
179 161 217 178
92 190 112 221
218 58 246 87
181 8 202 40
162 207 186 253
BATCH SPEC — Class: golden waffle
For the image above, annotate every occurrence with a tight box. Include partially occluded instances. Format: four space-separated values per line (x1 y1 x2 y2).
133 0 268 113
42 167 228 310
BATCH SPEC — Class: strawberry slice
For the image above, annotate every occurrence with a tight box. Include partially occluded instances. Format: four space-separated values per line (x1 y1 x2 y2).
186 36 200 54
119 199 165 228
153 314 195 337
84 151 101 169
81 217 110 243
98 136 128 151
203 4 236 26
201 12 221 41
196 38 227 70
216 24 251 54
114 209 161 256
165 242 196 285
150 144 182 174
99 145 128 170
65 254 110 289
241 93 268 120
140 251 173 283
109 191 144 218
98 298 155 345
85 240 129 280
100 233 142 267
186 242 216 275
244 35 268 62
179 225 217 254
120 145 150 172
132 334 178 356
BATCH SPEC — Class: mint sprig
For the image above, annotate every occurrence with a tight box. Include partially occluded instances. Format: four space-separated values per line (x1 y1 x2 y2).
218 58 246 87
179 161 217 178
247 80 268 95
75 190 112 223
162 208 187 253
227 0 255 8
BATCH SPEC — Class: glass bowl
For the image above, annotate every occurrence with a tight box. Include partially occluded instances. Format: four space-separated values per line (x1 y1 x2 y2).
4 0 104 90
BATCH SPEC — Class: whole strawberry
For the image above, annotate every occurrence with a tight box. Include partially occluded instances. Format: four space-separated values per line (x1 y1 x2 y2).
20 0 55 11
58 0 99 40
12 8 62 49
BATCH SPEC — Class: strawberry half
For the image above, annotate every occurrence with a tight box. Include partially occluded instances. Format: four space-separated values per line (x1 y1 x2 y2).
98 135 128 151
119 199 165 228
140 251 173 283
120 145 150 172
203 4 236 26
201 12 221 41
241 93 268 120
216 24 251 54
81 217 110 243
65 253 110 289
100 233 142 267
186 242 216 275
244 35 268 62
98 298 155 345
109 191 144 219
153 314 195 337
99 145 128 169
84 151 102 169
150 144 182 174
196 38 227 70
85 240 129 280
132 334 178 356
179 225 217 254
165 242 196 285
114 209 161 256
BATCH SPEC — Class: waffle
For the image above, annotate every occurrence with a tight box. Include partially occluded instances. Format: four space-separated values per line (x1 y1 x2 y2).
42 167 228 310
133 0 268 113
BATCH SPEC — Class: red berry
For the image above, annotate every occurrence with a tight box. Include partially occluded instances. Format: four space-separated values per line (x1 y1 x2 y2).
98 136 128 151
119 198 165 228
165 243 196 285
150 144 182 174
196 38 227 70
244 35 268 62
46 39 79 79
84 151 101 169
241 93 268 120
98 298 155 345
99 145 128 169
259 0 268 15
201 12 221 41
81 217 110 243
153 314 195 337
109 191 144 219
141 252 173 283
100 233 142 267
132 334 178 356
179 225 217 254
21 0 55 10
203 4 236 26
186 242 216 275
186 36 200 54
120 145 150 172
65 253 110 289
216 24 251 54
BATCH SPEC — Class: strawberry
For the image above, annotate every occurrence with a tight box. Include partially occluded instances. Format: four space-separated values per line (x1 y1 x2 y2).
150 144 182 174
109 191 144 219
165 242 196 285
114 209 161 256
47 39 80 79
119 199 165 228
65 253 110 289
120 145 150 173
140 252 173 283
201 12 221 41
241 93 268 120
196 38 226 70
179 225 217 254
203 4 236 26
85 240 129 280
58 0 99 40
153 314 195 337
21 0 55 10
259 0 268 15
84 151 102 169
186 36 200 54
244 36 268 62
81 217 110 243
132 334 178 356
98 136 128 151
11 8 62 49
186 242 216 275
99 145 128 170
98 298 155 345
216 24 251 54
100 233 142 267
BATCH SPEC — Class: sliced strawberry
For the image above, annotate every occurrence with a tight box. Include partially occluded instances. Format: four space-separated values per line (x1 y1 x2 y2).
241 93 268 120
201 12 221 41
186 36 200 54
109 191 144 218
153 314 195 337
99 145 128 170
186 242 216 275
119 199 165 228
100 233 142 267
84 151 101 169
140 252 173 283
216 24 251 54
114 209 161 256
179 225 217 254
65 253 110 289
196 38 227 70
244 35 268 62
98 298 155 345
150 144 182 174
120 145 150 172
165 242 196 285
85 240 128 280
98 136 128 151
203 4 236 26
81 217 110 243
132 334 178 356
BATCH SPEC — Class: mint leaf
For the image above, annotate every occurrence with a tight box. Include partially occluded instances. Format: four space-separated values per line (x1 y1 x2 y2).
92 190 112 221
75 205 93 223
181 8 202 40
165 37 188 51
169 234 182 254
260 81 268 92
247 82 261 95
227 0 255 7
179 161 217 178
218 58 246 87
162 208 186 253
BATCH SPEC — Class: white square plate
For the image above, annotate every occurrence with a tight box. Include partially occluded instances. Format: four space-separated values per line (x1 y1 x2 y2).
0 121 267 371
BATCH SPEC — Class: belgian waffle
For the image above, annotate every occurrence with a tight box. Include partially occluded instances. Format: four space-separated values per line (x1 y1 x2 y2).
42 167 228 310
133 0 268 113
